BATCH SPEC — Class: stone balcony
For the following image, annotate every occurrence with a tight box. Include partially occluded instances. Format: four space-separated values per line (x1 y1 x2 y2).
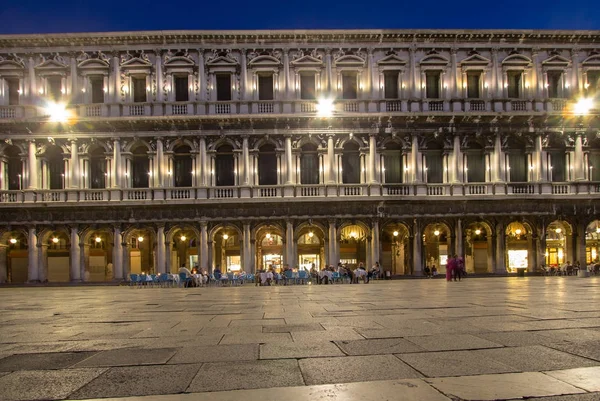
1 181 598 206
0 98 588 120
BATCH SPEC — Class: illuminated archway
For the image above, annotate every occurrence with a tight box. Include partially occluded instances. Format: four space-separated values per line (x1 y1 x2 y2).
423 223 451 275
81 228 114 281
585 220 600 267
255 224 284 272
295 222 326 271
338 223 369 269
465 221 493 273
0 230 28 283
545 220 573 268
166 225 199 274
381 223 410 275
505 221 534 272
211 225 242 272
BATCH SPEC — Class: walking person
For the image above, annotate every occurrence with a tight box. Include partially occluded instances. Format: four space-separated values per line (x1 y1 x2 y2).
453 255 464 281
446 256 455 282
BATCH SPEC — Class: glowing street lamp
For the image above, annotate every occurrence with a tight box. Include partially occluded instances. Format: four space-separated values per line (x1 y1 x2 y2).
9 238 17 244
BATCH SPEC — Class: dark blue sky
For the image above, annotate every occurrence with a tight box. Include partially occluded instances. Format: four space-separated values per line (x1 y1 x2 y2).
1 0 599 34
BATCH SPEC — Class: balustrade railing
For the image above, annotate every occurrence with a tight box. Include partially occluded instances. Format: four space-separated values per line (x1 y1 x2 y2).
469 100 486 111
384 185 411 196
341 185 362 196
258 102 274 113
211 187 237 199
83 191 106 201
386 101 401 112
509 183 535 194
125 189 151 200
215 103 231 114
85 105 103 117
172 104 188 115
298 185 321 197
428 101 444 112
511 100 527 111
256 186 279 197
343 102 359 112
0 191 21 203
300 102 316 113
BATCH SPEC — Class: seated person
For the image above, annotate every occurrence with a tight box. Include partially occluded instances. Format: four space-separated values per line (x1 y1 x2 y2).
431 265 438 276
178 265 195 287
424 265 431 278
214 265 222 280
354 263 367 283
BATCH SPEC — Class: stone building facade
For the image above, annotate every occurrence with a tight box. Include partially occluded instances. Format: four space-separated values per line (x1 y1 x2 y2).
0 29 599 282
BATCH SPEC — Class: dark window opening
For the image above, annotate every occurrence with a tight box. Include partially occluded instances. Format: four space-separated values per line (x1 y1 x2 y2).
384 71 399 99
547 71 562 98
174 76 189 102
300 74 315 100
342 73 358 100
258 75 274 101
47 76 62 101
342 142 360 184
174 145 192 187
216 74 231 101
590 153 600 181
258 144 277 185
132 77 146 103
507 71 522 98
467 72 481 98
425 71 441 99
89 148 106 189
384 144 403 184
300 144 319 185
550 151 566 182
216 145 235 186
131 146 149 188
466 152 485 182
7 78 19 105
45 146 64 189
90 77 104 104
5 146 22 190
425 152 443 183
587 71 600 92
508 153 527 182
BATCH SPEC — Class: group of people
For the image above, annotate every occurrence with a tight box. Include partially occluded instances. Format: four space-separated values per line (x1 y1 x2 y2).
309 262 382 284
445 255 466 282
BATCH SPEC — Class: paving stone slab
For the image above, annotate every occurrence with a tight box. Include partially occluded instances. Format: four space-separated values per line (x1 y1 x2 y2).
260 341 345 359
474 345 600 372
219 332 292 345
73 347 177 367
299 354 421 385
545 366 600 392
263 324 324 333
426 372 585 401
0 351 97 371
547 340 600 362
473 331 569 347
229 319 286 327
398 350 517 377
537 328 600 343
168 344 259 364
68 363 201 399
523 393 600 401
0 368 107 401
404 334 503 352
187 359 304 392
334 338 425 356
291 327 364 343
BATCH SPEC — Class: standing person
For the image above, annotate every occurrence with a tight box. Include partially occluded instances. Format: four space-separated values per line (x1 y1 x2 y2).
446 256 455 282
453 255 464 281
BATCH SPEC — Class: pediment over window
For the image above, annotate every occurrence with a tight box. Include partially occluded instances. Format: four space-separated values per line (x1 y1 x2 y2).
582 54 600 67
502 53 532 67
377 53 407 66
77 58 110 70
205 50 239 68
291 50 323 67
35 55 68 72
164 56 196 70
334 54 366 67
248 55 281 68
542 54 570 68
460 53 490 67
0 55 25 75
121 57 152 69
419 53 449 66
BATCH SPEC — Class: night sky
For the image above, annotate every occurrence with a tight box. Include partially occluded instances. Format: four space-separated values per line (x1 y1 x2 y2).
1 0 599 35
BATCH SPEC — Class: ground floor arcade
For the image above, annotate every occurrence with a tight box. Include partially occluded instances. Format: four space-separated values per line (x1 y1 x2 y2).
1 215 599 283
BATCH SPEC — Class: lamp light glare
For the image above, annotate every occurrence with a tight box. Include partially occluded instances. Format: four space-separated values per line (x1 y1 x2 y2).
433 230 440 236
393 231 399 237
52 237 59 244
308 232 314 238
45 102 70 123
475 229 481 235
555 228 562 234
9 238 17 244
180 235 186 242
515 229 522 235
222 234 229 240
95 237 102 243
574 97 593 115
137 236 144 242
316 98 334 117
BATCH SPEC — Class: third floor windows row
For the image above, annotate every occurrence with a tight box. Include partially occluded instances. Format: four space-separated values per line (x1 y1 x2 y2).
2 48 600 106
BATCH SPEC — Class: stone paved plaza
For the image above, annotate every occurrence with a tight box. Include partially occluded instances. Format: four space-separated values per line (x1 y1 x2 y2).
1 278 600 401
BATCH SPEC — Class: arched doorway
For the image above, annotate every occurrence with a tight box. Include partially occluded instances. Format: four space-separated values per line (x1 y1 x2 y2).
505 222 534 272
42 230 71 282
465 222 493 273
212 226 241 272
255 225 284 272
423 224 451 274
125 228 155 275
545 220 572 268
296 225 325 271
168 226 199 273
585 220 600 266
381 223 410 275
82 229 113 281
1 230 28 283
338 223 368 268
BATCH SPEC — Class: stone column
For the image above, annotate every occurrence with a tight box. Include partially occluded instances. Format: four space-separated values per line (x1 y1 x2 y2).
156 225 166 274
451 48 458 98
122 241 130 279
534 134 543 181
452 135 461 183
455 219 464 258
328 220 337 267
491 48 500 98
156 138 164 187
37 242 47 283
571 49 580 92
410 46 418 97
28 140 38 189
70 226 81 281
327 135 336 184
243 223 253 273
80 242 89 282
495 223 506 273
283 50 290 99
577 222 589 277
574 133 585 181
369 134 378 183
413 219 422 275
0 246 7 283
492 132 503 182
240 50 248 101
111 138 121 188
28 56 36 101
371 220 380 266
112 54 120 103
242 135 250 186
200 221 208 270
69 54 78 96
325 49 333 93
155 49 163 102
27 227 38 282
285 220 295 267
411 134 420 182
69 140 79 188
113 226 123 280
284 135 294 185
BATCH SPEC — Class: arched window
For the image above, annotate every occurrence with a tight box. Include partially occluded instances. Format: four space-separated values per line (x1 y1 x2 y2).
300 143 319 185
131 145 149 188
4 145 22 190
342 141 360 184
258 144 277 185
384 142 403 184
89 146 106 189
45 145 64 189
216 145 235 186
173 145 192 187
